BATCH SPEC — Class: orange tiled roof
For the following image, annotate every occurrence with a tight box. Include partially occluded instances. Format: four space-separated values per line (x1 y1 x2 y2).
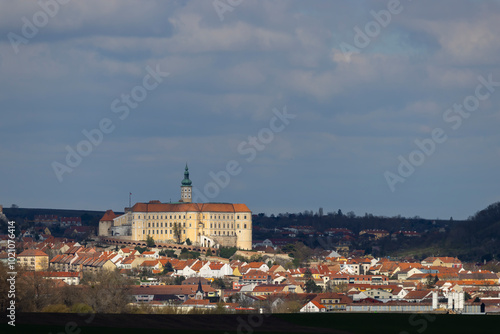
18 249 48 257
209 263 224 270
130 202 251 213
100 210 117 221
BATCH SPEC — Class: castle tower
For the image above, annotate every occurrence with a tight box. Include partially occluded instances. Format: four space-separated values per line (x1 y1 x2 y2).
180 164 192 203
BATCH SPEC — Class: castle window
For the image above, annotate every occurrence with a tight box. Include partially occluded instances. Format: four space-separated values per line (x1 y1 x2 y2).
143 230 145 234
223 224 225 228
244 224 247 229
183 223 185 227
161 223 163 227
237 215 240 219
148 223 151 227
183 230 186 234
237 224 240 229
218 224 220 228
210 223 212 228
244 215 247 219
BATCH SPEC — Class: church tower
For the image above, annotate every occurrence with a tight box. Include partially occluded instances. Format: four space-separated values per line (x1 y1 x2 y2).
180 164 192 203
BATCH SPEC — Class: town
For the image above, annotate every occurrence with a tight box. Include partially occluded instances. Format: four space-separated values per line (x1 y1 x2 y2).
1 171 499 316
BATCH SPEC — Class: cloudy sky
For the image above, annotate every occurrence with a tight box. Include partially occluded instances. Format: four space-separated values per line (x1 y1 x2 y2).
1 0 499 220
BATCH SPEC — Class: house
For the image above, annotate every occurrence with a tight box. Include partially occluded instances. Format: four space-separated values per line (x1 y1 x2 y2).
359 229 389 240
199 262 233 278
38 271 81 285
300 300 326 313
118 248 140 257
139 259 163 272
241 270 271 284
17 249 49 271
250 284 303 296
117 256 144 270
129 284 217 304
421 257 462 268
396 267 423 281
314 293 352 311
60 217 82 226
363 288 395 301
404 290 433 302
141 250 159 259
245 262 269 272
172 259 198 277
300 293 352 312
268 264 286 274
34 214 58 225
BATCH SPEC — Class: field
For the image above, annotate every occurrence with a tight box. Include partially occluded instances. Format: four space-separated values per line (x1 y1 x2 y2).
1 312 498 334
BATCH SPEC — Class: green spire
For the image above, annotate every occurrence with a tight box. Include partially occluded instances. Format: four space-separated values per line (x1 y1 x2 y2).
181 163 192 186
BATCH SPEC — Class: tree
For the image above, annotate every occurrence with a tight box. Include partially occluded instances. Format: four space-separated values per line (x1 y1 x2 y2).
135 246 148 254
146 235 155 247
185 238 192 246
304 278 322 293
425 274 438 288
163 262 173 273
174 276 185 285
219 247 237 259
303 268 322 293
212 278 227 289
173 223 182 244
16 268 60 312
80 270 132 313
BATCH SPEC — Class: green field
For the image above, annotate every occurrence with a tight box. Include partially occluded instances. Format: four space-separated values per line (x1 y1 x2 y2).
1 312 498 334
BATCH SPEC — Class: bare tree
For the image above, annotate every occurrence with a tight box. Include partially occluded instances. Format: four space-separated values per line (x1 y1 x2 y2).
80 270 133 313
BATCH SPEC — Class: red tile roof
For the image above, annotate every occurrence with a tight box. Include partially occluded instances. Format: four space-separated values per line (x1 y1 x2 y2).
100 210 117 221
18 249 48 257
130 202 251 213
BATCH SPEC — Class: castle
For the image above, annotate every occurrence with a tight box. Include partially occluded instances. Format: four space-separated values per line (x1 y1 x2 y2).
98 165 252 250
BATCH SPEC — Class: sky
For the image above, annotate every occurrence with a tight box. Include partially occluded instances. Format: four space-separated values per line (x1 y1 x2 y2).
1 0 499 220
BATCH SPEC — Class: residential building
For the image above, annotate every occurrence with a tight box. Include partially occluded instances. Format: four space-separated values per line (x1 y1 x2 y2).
18 249 49 271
